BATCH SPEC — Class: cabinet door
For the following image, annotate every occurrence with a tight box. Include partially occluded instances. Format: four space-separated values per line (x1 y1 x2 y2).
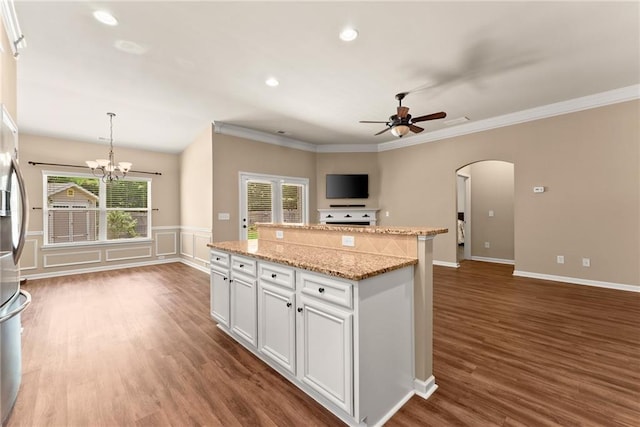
230 274 257 347
210 269 230 328
258 282 295 374
298 296 353 415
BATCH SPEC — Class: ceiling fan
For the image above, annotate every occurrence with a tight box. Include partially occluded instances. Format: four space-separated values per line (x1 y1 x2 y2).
360 93 446 137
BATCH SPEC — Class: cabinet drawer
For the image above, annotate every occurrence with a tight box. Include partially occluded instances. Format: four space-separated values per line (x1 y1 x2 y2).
211 250 229 269
231 255 257 277
300 272 353 309
259 262 295 290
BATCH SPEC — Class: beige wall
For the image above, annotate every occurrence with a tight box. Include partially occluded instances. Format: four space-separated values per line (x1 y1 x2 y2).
469 161 514 261
180 125 213 229
179 125 213 270
212 133 317 242
19 134 181 277
315 152 379 216
378 100 639 286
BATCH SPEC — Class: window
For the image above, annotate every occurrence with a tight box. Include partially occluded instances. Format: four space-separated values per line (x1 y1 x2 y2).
43 173 151 245
240 173 308 239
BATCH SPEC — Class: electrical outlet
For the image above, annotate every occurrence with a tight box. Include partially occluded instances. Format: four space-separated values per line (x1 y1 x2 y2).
533 186 545 193
557 255 564 264
218 212 230 220
275 230 284 239
582 258 590 267
484 242 490 248
342 235 355 247
385 211 390 217
489 210 494 217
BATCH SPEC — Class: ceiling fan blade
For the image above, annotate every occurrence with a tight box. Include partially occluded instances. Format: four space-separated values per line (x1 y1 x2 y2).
374 127 391 136
397 106 410 118
411 111 447 123
409 124 424 133
360 120 389 123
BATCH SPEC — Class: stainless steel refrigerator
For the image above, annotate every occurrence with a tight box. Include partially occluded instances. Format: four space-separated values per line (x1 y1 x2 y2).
0 106 30 424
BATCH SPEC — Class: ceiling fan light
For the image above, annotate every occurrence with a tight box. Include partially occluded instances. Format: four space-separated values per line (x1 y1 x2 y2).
391 125 410 137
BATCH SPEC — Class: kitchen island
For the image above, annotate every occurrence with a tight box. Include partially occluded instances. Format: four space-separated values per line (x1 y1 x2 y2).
208 223 447 426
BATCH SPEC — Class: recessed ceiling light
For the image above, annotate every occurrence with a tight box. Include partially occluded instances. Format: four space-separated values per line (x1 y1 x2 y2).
265 77 279 87
339 28 358 42
114 40 147 55
93 10 118 26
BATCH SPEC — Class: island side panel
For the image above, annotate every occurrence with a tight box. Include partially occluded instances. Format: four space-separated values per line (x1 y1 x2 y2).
414 235 436 395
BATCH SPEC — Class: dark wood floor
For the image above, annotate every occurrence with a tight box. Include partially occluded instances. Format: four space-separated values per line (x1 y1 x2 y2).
7 261 640 426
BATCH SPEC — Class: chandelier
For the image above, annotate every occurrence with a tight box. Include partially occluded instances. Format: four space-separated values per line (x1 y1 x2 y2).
85 112 132 182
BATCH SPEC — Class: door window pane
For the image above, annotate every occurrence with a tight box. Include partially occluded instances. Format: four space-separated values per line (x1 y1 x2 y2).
282 184 304 224
247 181 273 238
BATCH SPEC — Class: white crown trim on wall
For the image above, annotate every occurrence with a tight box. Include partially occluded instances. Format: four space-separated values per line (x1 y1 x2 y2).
212 85 639 154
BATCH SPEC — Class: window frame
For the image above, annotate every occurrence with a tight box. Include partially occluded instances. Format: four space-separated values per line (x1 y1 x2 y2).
239 172 309 240
42 170 152 248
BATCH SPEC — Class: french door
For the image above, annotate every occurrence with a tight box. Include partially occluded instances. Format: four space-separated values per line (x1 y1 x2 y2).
239 173 308 240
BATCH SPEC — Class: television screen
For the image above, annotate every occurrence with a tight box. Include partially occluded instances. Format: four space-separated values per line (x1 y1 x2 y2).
326 174 369 199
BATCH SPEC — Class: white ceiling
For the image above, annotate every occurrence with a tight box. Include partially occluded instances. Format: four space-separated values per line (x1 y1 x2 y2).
14 1 640 153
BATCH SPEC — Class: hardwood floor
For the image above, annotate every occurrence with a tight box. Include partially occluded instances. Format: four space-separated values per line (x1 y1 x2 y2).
7 261 640 426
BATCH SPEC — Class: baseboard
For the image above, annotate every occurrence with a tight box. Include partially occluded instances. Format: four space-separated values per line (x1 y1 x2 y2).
373 389 416 427
21 257 182 280
433 260 459 268
414 376 438 399
471 256 515 265
513 270 639 293
180 258 211 274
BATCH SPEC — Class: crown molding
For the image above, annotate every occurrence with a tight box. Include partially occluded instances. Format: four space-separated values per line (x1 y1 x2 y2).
316 143 378 153
211 85 639 154
377 84 640 152
213 121 317 153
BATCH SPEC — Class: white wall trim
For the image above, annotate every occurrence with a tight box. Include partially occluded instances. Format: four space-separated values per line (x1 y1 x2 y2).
19 239 39 270
155 231 177 256
43 250 101 268
471 256 515 265
374 390 416 427
213 121 317 153
105 246 153 262
152 225 181 231
377 84 640 152
513 270 640 293
194 234 212 264
26 231 44 237
210 85 638 154
414 376 438 399
315 143 378 153
433 260 459 268
22 257 182 280
180 258 211 274
179 225 212 233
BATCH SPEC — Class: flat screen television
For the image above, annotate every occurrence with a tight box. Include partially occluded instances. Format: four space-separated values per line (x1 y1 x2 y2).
326 174 369 199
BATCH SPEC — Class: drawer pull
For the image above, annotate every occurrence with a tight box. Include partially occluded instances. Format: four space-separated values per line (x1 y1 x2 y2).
286 302 292 308
363 214 370 218
345 214 352 218
318 288 325 294
215 257 221 261
239 264 245 268
223 277 228 281
326 214 333 218
297 307 303 313
271 273 277 279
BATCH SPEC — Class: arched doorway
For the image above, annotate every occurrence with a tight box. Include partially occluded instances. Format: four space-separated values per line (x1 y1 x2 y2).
456 160 514 266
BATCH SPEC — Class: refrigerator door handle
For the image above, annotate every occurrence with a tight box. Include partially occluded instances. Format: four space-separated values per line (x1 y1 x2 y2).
11 157 28 263
0 290 31 324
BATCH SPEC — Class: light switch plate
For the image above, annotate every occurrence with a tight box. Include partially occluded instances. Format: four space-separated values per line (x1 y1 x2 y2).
218 212 230 220
533 186 545 193
275 230 284 239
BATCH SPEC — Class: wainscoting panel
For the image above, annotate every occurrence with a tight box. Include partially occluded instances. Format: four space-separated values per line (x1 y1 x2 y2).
155 231 177 256
194 234 211 263
19 239 39 271
181 232 195 258
106 246 153 262
44 250 102 268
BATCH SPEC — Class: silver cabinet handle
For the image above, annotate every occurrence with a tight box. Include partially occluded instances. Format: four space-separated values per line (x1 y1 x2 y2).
11 158 28 264
0 290 31 324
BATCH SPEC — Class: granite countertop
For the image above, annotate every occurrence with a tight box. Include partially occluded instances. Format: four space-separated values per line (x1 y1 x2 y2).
257 223 448 236
207 240 417 281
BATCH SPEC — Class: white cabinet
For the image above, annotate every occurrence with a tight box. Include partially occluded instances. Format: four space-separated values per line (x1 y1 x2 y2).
230 254 258 347
210 248 414 426
210 250 230 327
210 269 230 327
298 294 353 415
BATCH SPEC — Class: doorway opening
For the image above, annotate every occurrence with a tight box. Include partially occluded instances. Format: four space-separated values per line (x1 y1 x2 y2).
456 161 514 266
